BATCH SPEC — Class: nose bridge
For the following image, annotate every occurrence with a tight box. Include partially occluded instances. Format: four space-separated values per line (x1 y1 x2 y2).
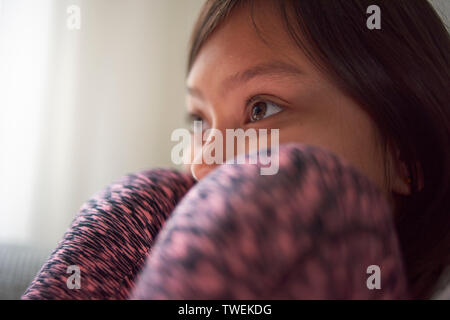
203 116 231 162
210 107 237 133
206 102 241 146
190 107 240 180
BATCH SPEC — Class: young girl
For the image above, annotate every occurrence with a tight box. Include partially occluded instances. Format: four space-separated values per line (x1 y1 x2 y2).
23 0 449 300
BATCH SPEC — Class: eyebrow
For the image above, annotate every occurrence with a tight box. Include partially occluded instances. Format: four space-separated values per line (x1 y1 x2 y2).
186 60 303 100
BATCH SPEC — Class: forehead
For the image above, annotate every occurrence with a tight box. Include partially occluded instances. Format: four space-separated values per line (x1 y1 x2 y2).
186 1 311 88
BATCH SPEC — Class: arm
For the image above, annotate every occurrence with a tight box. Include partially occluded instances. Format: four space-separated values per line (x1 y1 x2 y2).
130 144 409 299
22 169 195 299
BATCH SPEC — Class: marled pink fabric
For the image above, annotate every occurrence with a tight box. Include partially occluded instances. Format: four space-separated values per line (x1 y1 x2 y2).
22 169 195 299
22 143 409 299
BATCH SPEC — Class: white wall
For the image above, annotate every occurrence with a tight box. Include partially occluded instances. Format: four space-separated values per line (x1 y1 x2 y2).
430 0 450 29
0 0 204 249
0 0 53 245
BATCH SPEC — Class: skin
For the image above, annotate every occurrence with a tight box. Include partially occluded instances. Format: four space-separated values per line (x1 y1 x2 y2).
185 1 410 198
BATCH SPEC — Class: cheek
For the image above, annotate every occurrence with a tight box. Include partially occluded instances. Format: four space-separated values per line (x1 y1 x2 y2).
336 136 386 190
277 117 386 190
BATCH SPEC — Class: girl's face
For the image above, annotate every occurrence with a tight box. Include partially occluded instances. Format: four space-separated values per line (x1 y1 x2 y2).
186 2 410 196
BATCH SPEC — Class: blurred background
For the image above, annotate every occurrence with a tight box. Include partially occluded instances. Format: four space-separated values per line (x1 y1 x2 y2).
0 0 204 299
0 0 448 299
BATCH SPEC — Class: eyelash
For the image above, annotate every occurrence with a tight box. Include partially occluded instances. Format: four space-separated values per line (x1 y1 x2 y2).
186 113 203 123
245 95 284 123
186 113 204 132
186 94 285 127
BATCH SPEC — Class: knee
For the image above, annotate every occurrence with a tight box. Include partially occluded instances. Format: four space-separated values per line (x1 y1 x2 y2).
168 143 393 242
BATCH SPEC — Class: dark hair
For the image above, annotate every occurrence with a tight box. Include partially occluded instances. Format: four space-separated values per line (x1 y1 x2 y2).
187 0 450 299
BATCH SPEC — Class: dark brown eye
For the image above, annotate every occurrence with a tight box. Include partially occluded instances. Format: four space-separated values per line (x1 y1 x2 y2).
186 113 210 132
249 100 283 122
251 102 267 121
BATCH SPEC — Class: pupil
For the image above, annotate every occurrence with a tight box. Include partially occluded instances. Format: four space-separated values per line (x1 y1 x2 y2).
252 102 266 120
